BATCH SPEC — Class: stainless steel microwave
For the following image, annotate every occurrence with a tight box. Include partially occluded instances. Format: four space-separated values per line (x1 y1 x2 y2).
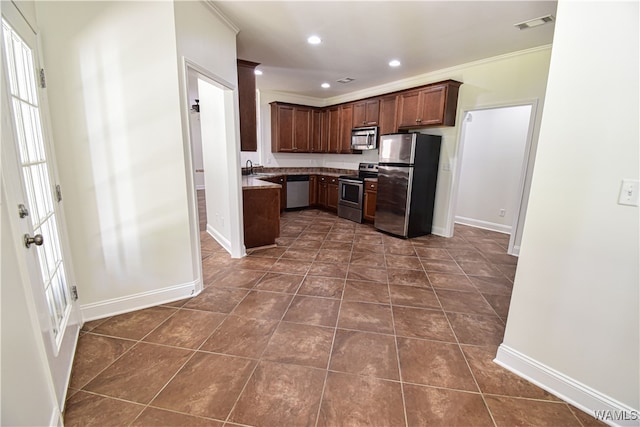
351 126 378 150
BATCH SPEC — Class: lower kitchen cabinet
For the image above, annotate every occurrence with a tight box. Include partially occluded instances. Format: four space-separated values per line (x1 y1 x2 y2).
309 175 318 205
327 177 338 211
263 175 287 210
318 176 328 207
363 180 378 222
243 187 280 248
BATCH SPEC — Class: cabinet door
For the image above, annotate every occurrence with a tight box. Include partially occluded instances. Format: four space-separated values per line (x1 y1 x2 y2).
339 105 354 154
271 103 295 152
293 107 311 152
318 177 328 207
396 90 421 128
379 95 397 135
326 107 341 153
327 183 338 210
363 181 378 222
352 101 366 128
419 85 447 126
310 109 324 152
353 99 380 127
309 175 318 205
237 60 259 152
364 99 380 126
277 176 287 210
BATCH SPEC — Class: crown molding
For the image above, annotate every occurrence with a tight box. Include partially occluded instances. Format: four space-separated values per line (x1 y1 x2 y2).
201 1 240 35
325 44 553 105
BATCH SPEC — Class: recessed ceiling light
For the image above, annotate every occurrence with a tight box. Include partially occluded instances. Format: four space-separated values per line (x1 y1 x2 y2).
307 35 322 45
514 14 554 30
254 69 263 76
321 83 330 89
389 59 401 67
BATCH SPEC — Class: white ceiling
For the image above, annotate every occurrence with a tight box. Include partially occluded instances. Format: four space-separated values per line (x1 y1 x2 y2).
213 1 557 99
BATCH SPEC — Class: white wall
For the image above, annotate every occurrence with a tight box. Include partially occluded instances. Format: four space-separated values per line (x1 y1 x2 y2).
173 0 244 258
258 47 552 238
499 0 639 417
36 1 195 318
455 105 532 234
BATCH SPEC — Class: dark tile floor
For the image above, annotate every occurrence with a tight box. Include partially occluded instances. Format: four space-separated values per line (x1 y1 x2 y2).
64 209 604 427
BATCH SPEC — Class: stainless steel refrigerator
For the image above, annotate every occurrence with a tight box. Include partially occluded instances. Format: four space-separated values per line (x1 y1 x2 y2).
375 133 441 238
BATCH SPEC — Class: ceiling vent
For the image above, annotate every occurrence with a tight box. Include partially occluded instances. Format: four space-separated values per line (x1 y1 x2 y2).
514 14 554 30
337 77 355 84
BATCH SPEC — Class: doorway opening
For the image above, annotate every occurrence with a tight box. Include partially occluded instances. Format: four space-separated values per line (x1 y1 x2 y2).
182 60 245 293
451 103 537 255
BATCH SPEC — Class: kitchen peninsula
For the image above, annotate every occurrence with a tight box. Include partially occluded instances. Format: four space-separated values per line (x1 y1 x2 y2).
241 167 360 248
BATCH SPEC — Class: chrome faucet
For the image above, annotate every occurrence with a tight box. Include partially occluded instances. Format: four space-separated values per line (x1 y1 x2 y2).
245 159 253 175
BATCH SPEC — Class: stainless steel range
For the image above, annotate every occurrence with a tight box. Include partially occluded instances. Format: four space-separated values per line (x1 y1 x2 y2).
337 162 378 223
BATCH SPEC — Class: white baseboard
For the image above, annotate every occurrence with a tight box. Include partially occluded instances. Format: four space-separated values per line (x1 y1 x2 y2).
51 407 62 427
455 216 512 234
207 223 232 254
80 280 199 322
511 245 521 256
431 225 449 237
495 344 639 427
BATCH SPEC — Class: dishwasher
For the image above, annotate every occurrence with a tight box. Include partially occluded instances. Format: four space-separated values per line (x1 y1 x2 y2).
286 175 310 209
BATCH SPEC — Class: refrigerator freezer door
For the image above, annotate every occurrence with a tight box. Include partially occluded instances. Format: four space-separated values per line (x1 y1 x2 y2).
374 165 414 237
378 134 416 164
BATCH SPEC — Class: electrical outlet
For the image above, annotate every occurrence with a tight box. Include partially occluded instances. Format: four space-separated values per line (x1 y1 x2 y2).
618 179 639 206
499 209 506 217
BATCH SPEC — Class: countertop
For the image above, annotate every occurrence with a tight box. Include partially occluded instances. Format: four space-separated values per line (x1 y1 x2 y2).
241 168 358 190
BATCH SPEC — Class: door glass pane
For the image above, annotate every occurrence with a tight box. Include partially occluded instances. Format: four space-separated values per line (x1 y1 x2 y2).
2 19 70 345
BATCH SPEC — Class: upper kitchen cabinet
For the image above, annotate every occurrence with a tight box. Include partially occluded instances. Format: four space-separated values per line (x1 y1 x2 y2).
378 95 397 135
324 107 341 153
339 104 354 153
352 99 380 128
271 102 320 153
237 59 260 151
310 109 323 153
271 103 295 152
396 80 462 128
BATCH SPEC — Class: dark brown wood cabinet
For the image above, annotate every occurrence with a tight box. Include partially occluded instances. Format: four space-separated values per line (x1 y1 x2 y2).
339 105 354 154
263 175 287 210
271 103 295 152
396 81 462 128
310 109 323 152
318 176 328 207
243 187 279 248
325 107 341 154
293 106 311 152
352 99 380 128
270 80 461 154
378 95 397 135
237 59 259 152
271 103 317 153
309 175 318 205
327 177 338 211
363 180 378 222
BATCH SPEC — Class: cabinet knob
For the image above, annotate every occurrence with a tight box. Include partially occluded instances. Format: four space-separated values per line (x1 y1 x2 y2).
416 118 422 122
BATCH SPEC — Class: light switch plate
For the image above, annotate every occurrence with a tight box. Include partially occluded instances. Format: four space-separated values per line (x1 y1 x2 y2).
618 179 639 206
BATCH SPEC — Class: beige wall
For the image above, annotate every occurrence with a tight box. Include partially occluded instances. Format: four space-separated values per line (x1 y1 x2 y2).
501 0 639 412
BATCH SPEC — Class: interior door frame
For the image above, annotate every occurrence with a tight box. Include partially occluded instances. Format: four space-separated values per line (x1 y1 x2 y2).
446 100 539 255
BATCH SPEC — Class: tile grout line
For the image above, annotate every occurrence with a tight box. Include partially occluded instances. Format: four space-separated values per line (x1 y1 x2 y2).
312 219 353 427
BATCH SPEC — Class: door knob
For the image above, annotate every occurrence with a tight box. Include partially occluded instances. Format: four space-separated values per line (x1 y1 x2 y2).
24 233 44 248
